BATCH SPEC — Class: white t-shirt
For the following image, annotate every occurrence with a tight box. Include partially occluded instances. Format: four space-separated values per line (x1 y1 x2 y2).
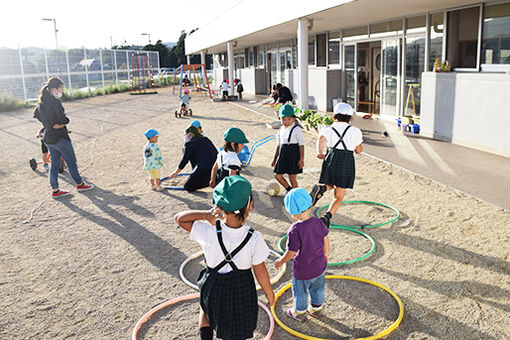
216 150 242 171
190 220 270 274
276 123 304 146
221 82 229 91
319 122 363 151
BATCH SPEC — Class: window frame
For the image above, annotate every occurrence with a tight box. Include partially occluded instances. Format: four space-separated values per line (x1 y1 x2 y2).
480 1 510 72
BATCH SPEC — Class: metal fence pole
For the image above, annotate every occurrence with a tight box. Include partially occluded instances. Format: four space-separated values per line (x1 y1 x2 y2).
99 49 105 89
17 48 28 101
43 48 50 79
126 50 130 85
83 48 90 93
113 49 119 87
65 49 72 89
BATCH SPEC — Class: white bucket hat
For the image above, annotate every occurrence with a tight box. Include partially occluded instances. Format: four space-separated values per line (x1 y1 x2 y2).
333 102 354 115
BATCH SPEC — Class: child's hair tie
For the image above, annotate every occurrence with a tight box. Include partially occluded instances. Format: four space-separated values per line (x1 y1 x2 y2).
234 210 240 214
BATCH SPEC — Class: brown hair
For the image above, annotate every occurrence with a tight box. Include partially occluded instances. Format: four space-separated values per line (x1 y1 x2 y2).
39 77 64 103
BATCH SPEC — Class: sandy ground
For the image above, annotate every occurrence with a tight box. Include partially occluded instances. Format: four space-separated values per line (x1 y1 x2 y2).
0 87 509 339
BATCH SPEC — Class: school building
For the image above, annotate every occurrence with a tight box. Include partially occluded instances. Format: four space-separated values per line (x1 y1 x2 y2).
185 0 510 157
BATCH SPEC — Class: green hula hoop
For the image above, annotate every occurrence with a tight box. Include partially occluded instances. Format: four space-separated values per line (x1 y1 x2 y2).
316 201 400 229
278 226 376 266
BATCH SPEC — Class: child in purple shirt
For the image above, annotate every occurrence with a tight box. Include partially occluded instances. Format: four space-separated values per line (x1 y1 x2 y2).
275 188 330 321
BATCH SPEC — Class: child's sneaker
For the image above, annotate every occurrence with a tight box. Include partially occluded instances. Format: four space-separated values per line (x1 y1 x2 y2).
306 305 324 318
154 186 165 191
43 163 49 171
52 190 70 198
286 308 307 322
320 212 332 228
76 182 94 192
310 184 327 206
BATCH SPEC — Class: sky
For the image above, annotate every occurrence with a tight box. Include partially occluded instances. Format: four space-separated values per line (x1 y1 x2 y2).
0 0 243 49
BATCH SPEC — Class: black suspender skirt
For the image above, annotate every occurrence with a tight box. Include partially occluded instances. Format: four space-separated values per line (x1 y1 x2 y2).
319 126 356 189
274 125 302 175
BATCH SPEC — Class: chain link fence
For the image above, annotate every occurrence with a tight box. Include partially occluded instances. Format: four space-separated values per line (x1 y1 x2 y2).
0 47 160 101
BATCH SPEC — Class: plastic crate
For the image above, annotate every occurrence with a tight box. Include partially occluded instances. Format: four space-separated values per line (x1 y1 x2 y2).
409 124 420 134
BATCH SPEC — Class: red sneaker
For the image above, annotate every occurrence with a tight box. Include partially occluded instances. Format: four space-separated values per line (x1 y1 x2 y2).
52 190 70 198
76 182 94 192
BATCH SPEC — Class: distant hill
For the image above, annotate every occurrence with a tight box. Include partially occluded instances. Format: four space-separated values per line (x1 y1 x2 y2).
164 42 177 49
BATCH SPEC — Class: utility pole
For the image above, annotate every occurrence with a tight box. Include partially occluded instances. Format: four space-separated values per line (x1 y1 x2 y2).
42 18 58 50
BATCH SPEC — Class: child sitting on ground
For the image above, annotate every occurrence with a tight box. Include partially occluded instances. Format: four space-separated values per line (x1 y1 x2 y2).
275 188 330 321
143 128 164 191
174 175 275 340
272 104 304 193
210 127 249 187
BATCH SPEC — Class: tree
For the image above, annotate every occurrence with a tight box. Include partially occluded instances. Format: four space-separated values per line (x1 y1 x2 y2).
142 40 169 67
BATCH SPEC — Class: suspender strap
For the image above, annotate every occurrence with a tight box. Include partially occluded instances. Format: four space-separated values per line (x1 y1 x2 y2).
331 125 351 150
214 220 254 272
287 124 298 144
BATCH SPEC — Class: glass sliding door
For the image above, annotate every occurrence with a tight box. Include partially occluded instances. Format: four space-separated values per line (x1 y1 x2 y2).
404 36 425 115
381 39 400 116
280 52 286 83
344 44 356 107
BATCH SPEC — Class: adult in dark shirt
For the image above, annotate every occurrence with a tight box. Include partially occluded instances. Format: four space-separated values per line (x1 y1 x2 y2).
276 83 293 104
33 77 94 198
168 126 218 192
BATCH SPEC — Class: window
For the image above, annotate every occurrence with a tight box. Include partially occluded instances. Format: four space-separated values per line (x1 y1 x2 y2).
447 6 480 69
429 12 444 71
328 32 340 65
406 16 426 34
253 46 258 66
308 36 315 65
370 20 403 38
343 26 368 41
316 33 327 66
292 44 297 68
482 3 510 65
258 45 264 67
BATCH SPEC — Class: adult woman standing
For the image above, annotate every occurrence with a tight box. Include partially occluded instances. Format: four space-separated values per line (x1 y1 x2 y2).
168 125 217 192
34 77 94 198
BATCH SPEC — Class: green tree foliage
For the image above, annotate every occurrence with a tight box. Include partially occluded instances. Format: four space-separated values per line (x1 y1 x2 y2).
142 40 169 68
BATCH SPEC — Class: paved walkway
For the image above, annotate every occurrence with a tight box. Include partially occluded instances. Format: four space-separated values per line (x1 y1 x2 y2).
232 94 510 210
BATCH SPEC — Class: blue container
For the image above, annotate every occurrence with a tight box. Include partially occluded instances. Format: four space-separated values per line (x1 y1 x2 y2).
238 145 250 163
409 124 420 134
397 117 401 127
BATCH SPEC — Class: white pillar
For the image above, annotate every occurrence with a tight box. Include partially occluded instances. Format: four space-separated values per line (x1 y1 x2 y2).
186 55 191 65
200 50 207 86
297 19 309 110
227 41 234 96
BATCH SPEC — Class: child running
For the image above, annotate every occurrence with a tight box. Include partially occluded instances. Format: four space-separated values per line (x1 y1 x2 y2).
272 104 304 193
275 188 330 321
175 175 275 340
210 127 249 187
143 128 164 191
309 103 363 226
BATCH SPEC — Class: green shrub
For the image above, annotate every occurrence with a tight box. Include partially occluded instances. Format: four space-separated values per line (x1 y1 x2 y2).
0 93 27 112
93 88 104 96
119 84 130 92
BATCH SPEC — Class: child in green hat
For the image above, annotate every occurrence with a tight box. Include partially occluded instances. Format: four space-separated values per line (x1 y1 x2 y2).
210 127 249 187
175 175 275 340
271 104 305 193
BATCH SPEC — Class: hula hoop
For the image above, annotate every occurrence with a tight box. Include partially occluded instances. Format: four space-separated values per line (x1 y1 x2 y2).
316 201 400 229
278 226 375 266
160 173 192 190
132 294 275 340
271 275 404 340
179 250 287 290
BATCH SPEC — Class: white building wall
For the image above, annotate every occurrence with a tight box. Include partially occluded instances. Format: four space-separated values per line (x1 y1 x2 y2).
421 72 510 157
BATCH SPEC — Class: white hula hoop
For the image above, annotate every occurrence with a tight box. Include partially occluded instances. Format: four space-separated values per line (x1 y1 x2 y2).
179 250 287 290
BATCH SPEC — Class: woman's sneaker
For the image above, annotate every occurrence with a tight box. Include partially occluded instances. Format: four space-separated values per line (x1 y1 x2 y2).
286 308 307 322
76 182 94 192
52 190 70 198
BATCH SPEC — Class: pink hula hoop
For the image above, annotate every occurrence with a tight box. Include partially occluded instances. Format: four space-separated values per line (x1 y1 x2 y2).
132 293 274 340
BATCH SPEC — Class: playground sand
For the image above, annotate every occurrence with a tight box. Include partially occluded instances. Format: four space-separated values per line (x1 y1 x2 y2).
0 88 508 339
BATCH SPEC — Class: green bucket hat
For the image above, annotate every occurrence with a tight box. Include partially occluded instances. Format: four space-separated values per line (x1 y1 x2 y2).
279 104 296 117
213 175 252 212
224 127 249 144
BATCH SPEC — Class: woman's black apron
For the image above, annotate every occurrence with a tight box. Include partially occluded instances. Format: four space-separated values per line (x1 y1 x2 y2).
198 221 258 340
319 125 355 188
215 153 242 187
274 124 302 175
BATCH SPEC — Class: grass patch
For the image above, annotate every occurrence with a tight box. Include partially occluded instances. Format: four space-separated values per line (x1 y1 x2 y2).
0 93 29 112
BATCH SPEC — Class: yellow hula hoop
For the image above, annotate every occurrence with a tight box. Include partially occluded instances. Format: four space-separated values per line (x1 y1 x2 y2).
270 275 404 340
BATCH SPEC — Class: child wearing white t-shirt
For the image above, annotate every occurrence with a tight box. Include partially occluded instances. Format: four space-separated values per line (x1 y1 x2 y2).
309 103 363 227
210 127 249 187
174 176 274 340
